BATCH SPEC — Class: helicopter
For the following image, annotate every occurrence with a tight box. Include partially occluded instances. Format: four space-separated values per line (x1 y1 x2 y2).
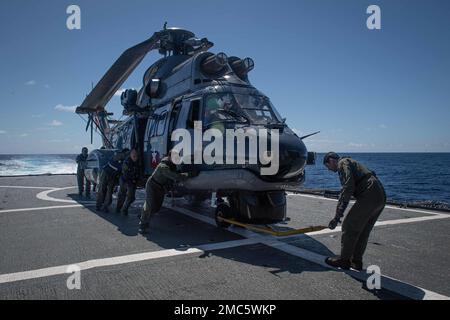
76 25 318 225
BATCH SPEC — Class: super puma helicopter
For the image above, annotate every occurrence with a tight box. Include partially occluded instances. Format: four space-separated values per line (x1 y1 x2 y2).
76 25 318 225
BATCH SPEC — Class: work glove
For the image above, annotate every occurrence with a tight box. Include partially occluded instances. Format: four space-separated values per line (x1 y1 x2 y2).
328 216 341 230
328 207 344 230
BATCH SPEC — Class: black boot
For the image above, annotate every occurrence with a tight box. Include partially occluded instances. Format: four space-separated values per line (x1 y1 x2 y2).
325 256 351 270
350 260 363 271
138 222 149 234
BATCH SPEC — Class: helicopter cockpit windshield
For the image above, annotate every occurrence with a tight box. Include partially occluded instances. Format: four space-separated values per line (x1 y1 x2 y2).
204 93 282 127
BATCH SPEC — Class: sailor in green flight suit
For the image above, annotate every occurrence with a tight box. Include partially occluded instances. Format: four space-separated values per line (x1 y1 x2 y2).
138 152 189 234
323 152 386 271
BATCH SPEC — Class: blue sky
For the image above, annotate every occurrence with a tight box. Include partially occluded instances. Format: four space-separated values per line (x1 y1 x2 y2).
0 0 449 154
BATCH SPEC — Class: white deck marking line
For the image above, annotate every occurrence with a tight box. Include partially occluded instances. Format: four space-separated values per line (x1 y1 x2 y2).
281 214 450 239
0 204 85 214
171 206 450 300
36 187 78 203
287 193 446 216
4 185 445 298
0 238 259 285
0 186 55 190
261 239 449 300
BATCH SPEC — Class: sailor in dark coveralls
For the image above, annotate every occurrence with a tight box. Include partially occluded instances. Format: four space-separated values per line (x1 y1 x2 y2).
76 147 91 198
116 149 140 216
323 152 386 270
96 149 128 213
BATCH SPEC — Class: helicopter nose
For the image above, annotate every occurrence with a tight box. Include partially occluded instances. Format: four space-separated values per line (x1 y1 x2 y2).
276 133 308 179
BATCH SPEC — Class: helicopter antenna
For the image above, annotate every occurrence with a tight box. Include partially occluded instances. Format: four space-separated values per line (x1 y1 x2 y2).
299 131 321 140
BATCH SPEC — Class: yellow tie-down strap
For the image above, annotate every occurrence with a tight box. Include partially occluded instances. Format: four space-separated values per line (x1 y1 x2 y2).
217 217 328 237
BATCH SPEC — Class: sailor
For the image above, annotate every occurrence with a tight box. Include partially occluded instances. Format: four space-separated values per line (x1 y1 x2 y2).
323 152 386 270
76 147 91 198
138 152 189 234
96 148 129 213
116 149 140 216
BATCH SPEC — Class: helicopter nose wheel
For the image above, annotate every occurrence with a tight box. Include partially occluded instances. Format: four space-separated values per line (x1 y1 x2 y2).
215 203 232 228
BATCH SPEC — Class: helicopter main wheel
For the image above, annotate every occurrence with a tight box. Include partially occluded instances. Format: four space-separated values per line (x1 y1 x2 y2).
215 203 232 229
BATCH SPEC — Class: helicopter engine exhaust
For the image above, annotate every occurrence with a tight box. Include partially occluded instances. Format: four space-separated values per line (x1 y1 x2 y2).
200 52 228 75
229 57 254 80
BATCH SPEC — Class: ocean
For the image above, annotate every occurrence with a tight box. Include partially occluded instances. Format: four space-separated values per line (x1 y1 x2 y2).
1 153 449 206
0 154 77 176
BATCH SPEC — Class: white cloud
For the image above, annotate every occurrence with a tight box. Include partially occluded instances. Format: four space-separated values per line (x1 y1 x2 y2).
54 104 77 113
48 138 70 143
44 84 51 89
25 80 36 85
31 114 43 118
348 142 365 148
379 124 387 129
20 133 29 137
0 130 6 134
49 120 63 127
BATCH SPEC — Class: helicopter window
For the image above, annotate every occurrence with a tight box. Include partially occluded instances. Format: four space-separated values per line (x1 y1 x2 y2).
169 102 182 132
204 94 241 126
148 118 157 138
156 112 167 136
203 93 280 125
233 94 281 124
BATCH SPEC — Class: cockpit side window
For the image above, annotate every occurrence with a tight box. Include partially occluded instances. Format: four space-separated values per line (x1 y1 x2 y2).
203 93 240 126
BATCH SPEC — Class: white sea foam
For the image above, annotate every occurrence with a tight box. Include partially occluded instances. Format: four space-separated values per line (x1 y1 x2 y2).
0 155 77 176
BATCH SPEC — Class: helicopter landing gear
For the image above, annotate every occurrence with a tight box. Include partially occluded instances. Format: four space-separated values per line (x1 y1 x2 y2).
214 202 232 229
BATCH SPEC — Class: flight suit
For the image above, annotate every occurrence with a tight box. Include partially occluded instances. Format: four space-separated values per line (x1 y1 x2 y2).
96 153 125 212
76 153 91 197
336 157 386 263
116 156 140 215
140 158 188 227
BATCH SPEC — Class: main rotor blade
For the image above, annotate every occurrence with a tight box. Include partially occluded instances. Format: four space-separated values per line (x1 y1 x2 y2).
76 32 161 114
85 114 92 132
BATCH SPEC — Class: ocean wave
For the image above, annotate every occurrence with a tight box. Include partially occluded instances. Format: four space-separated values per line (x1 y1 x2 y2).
0 155 77 176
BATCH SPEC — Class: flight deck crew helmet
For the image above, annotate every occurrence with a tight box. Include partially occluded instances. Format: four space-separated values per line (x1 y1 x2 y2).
323 152 340 165
82 147 88 153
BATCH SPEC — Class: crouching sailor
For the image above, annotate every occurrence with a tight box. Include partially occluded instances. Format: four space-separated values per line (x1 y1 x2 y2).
323 152 386 271
138 152 189 234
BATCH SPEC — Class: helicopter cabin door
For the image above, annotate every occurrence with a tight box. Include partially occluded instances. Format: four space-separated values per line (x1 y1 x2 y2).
173 98 202 162
167 100 183 151
143 104 169 175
